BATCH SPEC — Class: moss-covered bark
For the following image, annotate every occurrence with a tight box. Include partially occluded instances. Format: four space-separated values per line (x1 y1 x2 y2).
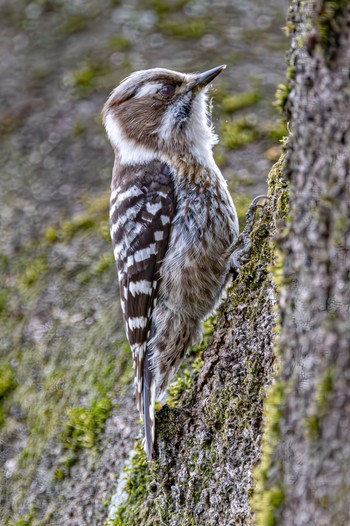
254 1 350 525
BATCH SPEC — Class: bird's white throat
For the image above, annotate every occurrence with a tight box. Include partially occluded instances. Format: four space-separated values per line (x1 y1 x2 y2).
105 113 157 165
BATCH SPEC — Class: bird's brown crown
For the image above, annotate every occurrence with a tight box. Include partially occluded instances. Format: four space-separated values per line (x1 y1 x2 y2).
102 65 226 166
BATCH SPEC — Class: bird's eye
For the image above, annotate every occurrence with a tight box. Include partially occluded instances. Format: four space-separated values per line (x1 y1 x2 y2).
159 84 175 98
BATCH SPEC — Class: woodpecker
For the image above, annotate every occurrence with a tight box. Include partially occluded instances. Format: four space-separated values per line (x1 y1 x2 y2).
102 65 239 461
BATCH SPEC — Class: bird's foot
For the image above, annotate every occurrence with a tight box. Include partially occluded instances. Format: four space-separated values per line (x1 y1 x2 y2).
229 195 268 275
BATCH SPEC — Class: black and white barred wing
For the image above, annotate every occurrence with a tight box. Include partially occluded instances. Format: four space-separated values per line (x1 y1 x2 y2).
110 161 175 414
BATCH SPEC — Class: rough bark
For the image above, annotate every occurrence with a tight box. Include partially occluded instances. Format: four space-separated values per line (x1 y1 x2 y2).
254 2 350 525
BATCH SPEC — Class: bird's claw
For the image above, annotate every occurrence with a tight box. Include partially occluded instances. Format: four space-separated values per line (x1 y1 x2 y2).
229 195 268 275
244 194 268 229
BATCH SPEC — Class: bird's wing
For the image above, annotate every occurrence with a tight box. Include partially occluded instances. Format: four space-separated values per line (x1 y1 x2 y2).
110 160 175 456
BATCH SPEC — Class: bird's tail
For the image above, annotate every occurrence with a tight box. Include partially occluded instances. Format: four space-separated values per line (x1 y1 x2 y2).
143 354 156 462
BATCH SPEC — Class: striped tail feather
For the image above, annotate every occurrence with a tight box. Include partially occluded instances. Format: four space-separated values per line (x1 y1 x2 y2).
143 354 156 461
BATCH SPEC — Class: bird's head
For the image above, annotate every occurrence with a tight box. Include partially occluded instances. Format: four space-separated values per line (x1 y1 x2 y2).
102 65 226 166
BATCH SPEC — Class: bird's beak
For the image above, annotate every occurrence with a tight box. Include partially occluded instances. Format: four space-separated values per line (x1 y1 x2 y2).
191 64 226 93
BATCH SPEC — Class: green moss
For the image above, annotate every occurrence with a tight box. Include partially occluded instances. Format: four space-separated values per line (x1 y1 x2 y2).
242 28 269 42
60 14 91 35
93 253 115 275
252 381 286 525
305 414 321 441
83 193 109 214
43 194 109 245
73 65 97 89
54 467 65 481
316 0 348 48
315 366 335 410
150 0 188 15
298 34 306 49
61 397 114 452
61 213 96 239
0 363 17 398
108 35 131 50
249 155 289 525
213 147 227 167
158 18 208 38
221 91 260 113
221 115 286 152
99 220 112 242
19 256 48 287
305 366 336 441
0 362 17 425
123 443 150 494
268 120 288 142
44 225 58 243
58 342 131 460
8 505 54 526
267 153 289 218
9 512 36 526
165 353 201 405
73 121 86 136
0 289 9 313
222 117 260 149
283 19 296 37
115 342 134 386
167 317 215 405
111 440 152 526
55 340 124 464
72 61 112 94
287 65 296 80
205 383 242 435
274 83 291 114
255 485 285 526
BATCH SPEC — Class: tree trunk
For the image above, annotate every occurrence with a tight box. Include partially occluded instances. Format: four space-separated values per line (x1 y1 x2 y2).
254 1 350 525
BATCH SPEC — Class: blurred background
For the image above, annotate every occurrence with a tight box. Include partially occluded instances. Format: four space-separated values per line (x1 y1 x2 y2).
0 0 289 523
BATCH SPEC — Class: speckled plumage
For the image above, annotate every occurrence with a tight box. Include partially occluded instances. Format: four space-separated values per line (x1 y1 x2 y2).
102 66 239 460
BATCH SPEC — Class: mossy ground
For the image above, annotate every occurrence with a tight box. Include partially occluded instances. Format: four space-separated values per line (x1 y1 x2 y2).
0 194 133 523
